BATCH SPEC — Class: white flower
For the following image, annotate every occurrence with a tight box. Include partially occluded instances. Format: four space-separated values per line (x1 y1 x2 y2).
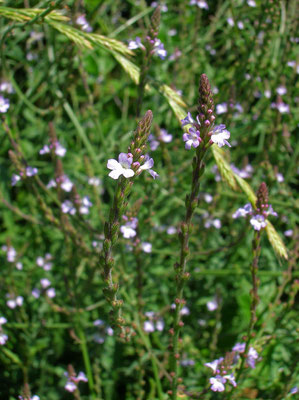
190 0 209 9
205 358 223 374
65 381 77 392
128 37 144 50
250 214 267 230
88 177 101 186
11 174 21 186
60 175 73 192
141 242 152 253
210 375 225 392
276 86 287 96
0 95 9 113
61 200 76 215
144 320 155 333
216 103 228 114
224 373 237 387
232 203 252 219
46 179 57 189
40 278 51 288
26 166 38 177
76 15 92 32
107 153 134 179
207 299 218 311
153 39 167 59
120 217 138 239
247 0 256 6
0 317 7 325
211 125 231 148
46 288 56 298
0 332 8 345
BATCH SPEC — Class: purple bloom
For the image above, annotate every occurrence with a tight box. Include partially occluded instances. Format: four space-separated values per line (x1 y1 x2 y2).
190 0 209 9
0 333 8 345
232 342 246 353
250 214 267 231
120 217 138 239
247 347 259 368
207 298 218 311
26 166 38 177
11 174 21 186
128 37 145 50
205 358 223 374
232 203 253 219
138 155 159 179
210 375 225 392
183 128 201 149
76 15 92 32
211 124 231 148
61 200 76 215
160 129 173 143
181 112 196 127
141 242 152 253
153 39 167 59
216 103 228 114
107 153 134 179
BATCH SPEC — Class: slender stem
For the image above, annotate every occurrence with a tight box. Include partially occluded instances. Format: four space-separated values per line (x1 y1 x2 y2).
235 230 261 383
77 327 96 399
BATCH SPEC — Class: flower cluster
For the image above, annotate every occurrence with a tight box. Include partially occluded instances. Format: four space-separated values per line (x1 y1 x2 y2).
205 358 236 392
93 319 114 344
107 153 158 180
40 141 66 157
143 311 165 333
64 369 88 393
11 166 38 186
233 203 277 231
232 343 259 369
128 37 167 60
181 112 231 149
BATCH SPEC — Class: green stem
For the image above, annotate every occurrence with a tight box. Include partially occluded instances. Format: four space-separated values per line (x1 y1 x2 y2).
77 326 96 399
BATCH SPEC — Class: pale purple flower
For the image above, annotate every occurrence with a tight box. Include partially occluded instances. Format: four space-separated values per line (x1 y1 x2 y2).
205 358 223 374
247 0 256 6
0 317 7 325
227 17 234 26
284 229 293 237
107 153 134 179
120 217 138 239
264 89 271 98
46 179 56 189
144 320 155 333
32 288 40 299
232 342 246 353
149 134 160 151
76 15 92 32
94 319 104 327
183 128 201 149
276 102 290 114
0 333 8 345
60 175 73 192
216 103 227 114
151 2 168 12
290 387 298 395
15 261 22 270
224 373 237 387
106 326 114 336
46 288 56 298
61 200 76 215
276 172 284 182
128 37 144 50
180 306 190 316
156 319 164 331
7 295 23 309
167 226 177 235
276 86 287 96
211 124 231 148
247 347 259 368
0 95 9 113
26 166 38 177
75 372 88 383
79 196 92 215
65 381 77 392
39 144 50 155
204 218 221 229
203 193 213 203
232 203 253 219
231 164 253 179
181 112 196 127
190 0 209 9
6 246 17 262
0 81 14 93
153 39 167 59
11 174 21 186
40 278 51 289
250 214 267 230
141 242 152 253
207 298 218 311
138 155 159 179
36 254 52 271
160 129 173 143
237 21 244 29
55 142 67 157
210 375 225 392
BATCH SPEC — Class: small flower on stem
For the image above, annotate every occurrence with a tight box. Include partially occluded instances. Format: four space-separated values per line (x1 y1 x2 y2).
107 153 135 179
210 124 231 147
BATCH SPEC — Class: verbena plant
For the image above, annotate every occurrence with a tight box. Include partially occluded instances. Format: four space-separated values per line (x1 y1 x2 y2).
0 1 298 399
